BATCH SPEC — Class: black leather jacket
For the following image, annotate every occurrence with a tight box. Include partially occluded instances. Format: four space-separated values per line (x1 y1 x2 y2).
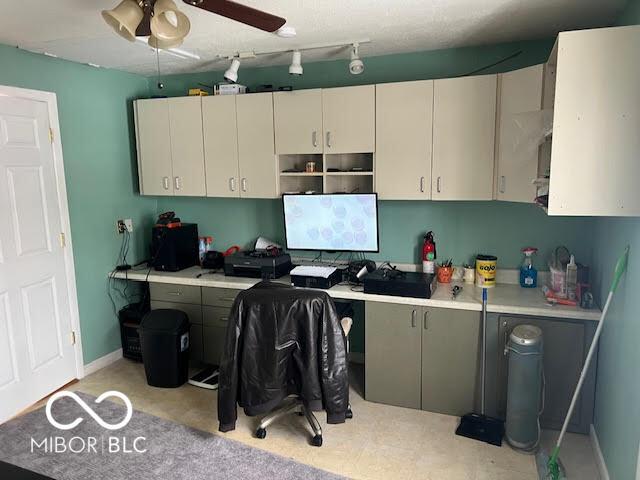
217 282 349 432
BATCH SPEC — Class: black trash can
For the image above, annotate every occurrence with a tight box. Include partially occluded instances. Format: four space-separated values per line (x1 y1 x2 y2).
140 309 190 388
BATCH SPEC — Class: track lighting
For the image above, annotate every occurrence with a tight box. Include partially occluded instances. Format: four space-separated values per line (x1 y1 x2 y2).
224 58 241 83
289 50 303 76
349 43 364 75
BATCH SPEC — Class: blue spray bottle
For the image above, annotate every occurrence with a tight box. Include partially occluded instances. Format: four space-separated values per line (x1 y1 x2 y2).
520 247 538 288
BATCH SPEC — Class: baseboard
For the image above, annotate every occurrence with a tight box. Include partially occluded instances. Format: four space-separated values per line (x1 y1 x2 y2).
82 348 123 377
590 424 610 480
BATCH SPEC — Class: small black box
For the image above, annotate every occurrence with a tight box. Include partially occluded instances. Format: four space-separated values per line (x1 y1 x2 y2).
363 270 437 298
291 268 343 289
150 223 199 272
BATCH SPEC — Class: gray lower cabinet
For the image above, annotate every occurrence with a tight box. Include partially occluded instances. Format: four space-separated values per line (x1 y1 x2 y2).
365 303 422 409
365 302 481 415
422 308 481 416
202 287 241 366
494 315 596 434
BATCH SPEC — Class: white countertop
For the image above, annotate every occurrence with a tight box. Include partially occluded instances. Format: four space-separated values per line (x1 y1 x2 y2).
112 266 601 321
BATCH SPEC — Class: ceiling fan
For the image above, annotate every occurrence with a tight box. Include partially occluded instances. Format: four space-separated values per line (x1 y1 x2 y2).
102 0 287 49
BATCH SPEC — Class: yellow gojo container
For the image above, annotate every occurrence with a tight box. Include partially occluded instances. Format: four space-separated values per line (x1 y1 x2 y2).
476 255 497 288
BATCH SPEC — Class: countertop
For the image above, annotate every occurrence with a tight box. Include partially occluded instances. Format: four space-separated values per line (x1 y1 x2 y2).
112 266 601 322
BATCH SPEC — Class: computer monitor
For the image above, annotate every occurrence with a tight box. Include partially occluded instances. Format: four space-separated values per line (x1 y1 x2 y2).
282 193 379 252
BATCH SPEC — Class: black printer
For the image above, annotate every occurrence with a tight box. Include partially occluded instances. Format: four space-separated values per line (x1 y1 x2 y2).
223 251 292 279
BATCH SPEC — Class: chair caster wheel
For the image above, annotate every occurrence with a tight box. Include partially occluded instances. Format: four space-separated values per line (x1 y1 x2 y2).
311 434 323 447
256 428 267 439
346 408 353 419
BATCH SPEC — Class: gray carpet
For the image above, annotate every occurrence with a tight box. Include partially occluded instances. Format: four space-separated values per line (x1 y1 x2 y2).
0 392 346 480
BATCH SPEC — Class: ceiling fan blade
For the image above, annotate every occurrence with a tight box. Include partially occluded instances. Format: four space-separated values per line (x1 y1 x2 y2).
184 0 286 33
135 5 152 37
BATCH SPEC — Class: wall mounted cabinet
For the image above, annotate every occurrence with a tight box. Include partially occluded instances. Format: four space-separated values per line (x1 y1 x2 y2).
375 81 433 200
236 92 278 198
432 74 497 201
322 85 375 154
202 95 240 198
496 65 544 203
273 89 323 154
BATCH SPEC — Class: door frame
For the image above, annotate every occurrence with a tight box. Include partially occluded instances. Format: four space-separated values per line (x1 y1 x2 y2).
0 84 85 379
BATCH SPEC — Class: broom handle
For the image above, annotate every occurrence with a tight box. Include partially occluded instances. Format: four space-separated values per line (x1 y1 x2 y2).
555 290 612 450
481 288 487 415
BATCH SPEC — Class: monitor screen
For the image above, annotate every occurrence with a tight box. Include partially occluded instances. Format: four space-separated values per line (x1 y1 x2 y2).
283 193 379 252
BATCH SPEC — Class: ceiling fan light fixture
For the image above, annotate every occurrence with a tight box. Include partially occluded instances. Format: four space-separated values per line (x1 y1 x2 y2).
151 0 191 41
224 58 241 83
288 50 303 76
349 43 364 75
102 0 144 42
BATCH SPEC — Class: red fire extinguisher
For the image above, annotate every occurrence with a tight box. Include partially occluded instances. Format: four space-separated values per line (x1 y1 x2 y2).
422 231 436 274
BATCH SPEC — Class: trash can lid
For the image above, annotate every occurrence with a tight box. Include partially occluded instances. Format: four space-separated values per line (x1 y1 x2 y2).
140 309 189 333
510 324 542 346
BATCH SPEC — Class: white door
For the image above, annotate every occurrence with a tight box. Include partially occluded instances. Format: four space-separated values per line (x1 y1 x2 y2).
496 65 543 203
375 81 433 200
236 93 278 198
0 95 78 423
273 89 324 154
202 95 240 198
432 74 497 200
322 85 375 154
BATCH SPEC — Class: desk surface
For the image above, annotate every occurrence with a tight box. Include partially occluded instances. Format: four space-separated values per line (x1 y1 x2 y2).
112 266 601 321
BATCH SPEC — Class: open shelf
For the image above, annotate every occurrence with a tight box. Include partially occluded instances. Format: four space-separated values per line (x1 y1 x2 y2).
325 171 374 176
324 152 374 173
279 153 323 175
280 172 324 177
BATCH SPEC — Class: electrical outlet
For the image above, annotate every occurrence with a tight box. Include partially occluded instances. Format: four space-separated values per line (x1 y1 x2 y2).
116 219 133 234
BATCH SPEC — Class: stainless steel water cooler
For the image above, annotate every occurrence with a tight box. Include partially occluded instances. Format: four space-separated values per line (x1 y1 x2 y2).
505 324 544 452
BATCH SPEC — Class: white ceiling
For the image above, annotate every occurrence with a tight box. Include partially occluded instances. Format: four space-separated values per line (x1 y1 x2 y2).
0 0 626 76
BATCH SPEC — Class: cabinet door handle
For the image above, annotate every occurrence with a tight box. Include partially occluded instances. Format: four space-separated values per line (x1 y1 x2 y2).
229 177 236 191
174 176 181 190
219 317 229 322
167 291 182 296
423 311 429 330
312 131 318 147
241 178 247 192
326 131 331 148
420 176 425 193
436 176 442 193
500 175 506 194
162 176 170 190
411 309 417 328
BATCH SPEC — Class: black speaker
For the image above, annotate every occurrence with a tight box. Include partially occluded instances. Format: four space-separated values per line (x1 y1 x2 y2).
150 223 199 272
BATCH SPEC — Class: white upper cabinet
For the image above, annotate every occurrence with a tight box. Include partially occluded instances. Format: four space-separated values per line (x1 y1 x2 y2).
322 85 375 153
273 89 323 154
202 95 240 198
134 98 173 196
236 93 278 198
432 74 497 201
496 65 544 203
167 97 207 196
548 26 640 216
375 81 433 200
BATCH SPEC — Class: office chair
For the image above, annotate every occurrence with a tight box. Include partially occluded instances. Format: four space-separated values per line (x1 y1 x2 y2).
255 315 354 447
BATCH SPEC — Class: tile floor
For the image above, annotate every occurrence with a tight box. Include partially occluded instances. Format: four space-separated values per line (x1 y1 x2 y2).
68 359 600 480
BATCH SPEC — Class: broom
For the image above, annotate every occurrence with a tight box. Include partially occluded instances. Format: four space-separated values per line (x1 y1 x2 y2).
537 246 629 480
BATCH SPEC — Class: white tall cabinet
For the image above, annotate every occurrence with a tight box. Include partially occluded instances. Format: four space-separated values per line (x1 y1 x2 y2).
236 92 278 198
496 65 543 203
134 98 173 196
202 95 240 198
432 74 497 201
375 81 433 200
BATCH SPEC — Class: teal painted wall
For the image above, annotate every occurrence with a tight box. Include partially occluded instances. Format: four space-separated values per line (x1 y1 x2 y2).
0 44 155 364
591 3 640 479
155 37 594 270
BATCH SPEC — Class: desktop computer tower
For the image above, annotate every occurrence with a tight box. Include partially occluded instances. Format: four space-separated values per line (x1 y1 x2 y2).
150 223 199 272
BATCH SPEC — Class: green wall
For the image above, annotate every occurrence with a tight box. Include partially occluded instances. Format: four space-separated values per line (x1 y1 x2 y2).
0 44 155 364
591 3 640 479
155 37 594 270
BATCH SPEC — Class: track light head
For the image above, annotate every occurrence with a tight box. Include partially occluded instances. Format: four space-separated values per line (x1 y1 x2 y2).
224 58 241 83
289 50 303 76
349 43 364 75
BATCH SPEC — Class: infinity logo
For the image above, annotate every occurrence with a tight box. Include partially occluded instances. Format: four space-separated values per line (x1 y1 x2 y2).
46 391 133 431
